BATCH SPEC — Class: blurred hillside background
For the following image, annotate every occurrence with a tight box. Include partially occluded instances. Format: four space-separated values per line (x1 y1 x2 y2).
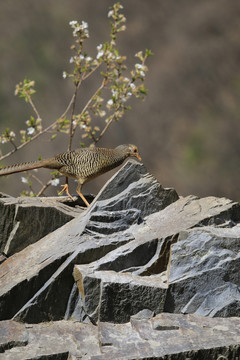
0 0 240 200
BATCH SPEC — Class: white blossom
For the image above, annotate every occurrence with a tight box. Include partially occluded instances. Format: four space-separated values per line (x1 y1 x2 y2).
69 20 78 27
73 26 80 37
50 178 60 186
27 127 35 135
69 57 74 63
97 44 103 51
107 99 113 106
135 63 144 70
130 83 136 90
99 110 106 117
108 10 114 18
84 29 89 38
21 176 28 184
97 50 104 59
140 71 145 77
111 89 118 97
62 71 67 79
80 21 88 30
107 52 114 59
71 21 89 37
9 131 16 138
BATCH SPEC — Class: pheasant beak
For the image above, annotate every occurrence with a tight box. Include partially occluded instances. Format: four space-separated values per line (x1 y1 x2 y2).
136 154 141 161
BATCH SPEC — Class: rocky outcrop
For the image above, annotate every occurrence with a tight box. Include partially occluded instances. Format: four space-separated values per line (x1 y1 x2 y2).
0 193 84 256
0 159 239 359
1 314 240 359
165 225 240 317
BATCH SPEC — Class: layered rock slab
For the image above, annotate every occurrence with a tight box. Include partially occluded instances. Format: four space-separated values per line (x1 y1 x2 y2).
0 314 239 359
66 196 240 323
71 266 167 323
165 225 240 317
0 193 82 256
0 160 177 322
0 159 239 325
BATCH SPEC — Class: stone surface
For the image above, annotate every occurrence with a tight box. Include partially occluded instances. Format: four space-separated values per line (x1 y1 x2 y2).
0 160 177 323
71 266 167 323
0 160 240 358
65 195 240 324
90 159 179 217
0 314 240 359
164 225 240 317
0 193 83 256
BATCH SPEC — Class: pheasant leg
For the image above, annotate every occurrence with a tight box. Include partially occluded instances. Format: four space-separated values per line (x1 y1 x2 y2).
59 184 74 200
76 190 90 207
59 184 89 206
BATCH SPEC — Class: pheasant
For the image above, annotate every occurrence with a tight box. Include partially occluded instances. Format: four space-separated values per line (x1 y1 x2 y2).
0 144 141 206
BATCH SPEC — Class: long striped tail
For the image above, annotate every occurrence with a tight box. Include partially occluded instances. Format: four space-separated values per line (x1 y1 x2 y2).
0 158 57 176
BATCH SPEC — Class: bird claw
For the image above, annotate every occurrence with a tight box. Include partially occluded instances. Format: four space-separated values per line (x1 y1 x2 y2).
59 184 74 200
59 184 89 207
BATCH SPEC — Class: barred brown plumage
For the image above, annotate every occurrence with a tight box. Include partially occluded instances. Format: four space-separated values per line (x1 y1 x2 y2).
0 144 141 207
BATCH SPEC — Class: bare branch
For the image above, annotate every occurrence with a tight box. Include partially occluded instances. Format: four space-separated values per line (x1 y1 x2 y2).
0 89 81 162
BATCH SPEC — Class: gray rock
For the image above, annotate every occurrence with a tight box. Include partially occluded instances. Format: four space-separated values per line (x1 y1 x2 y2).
64 196 240 324
78 236 162 275
91 159 179 217
130 308 155 320
0 314 240 359
144 195 240 240
0 193 83 256
9 232 133 323
72 195 240 277
71 266 167 323
0 160 176 323
165 225 240 317
0 157 240 358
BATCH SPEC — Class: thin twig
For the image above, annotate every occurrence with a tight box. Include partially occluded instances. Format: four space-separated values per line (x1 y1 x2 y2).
95 116 114 144
37 180 52 197
68 83 79 152
80 79 106 119
26 93 41 120
0 91 79 162
82 63 101 81
66 81 81 185
95 102 121 144
0 63 102 163
71 78 107 141
9 140 17 151
30 173 45 187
